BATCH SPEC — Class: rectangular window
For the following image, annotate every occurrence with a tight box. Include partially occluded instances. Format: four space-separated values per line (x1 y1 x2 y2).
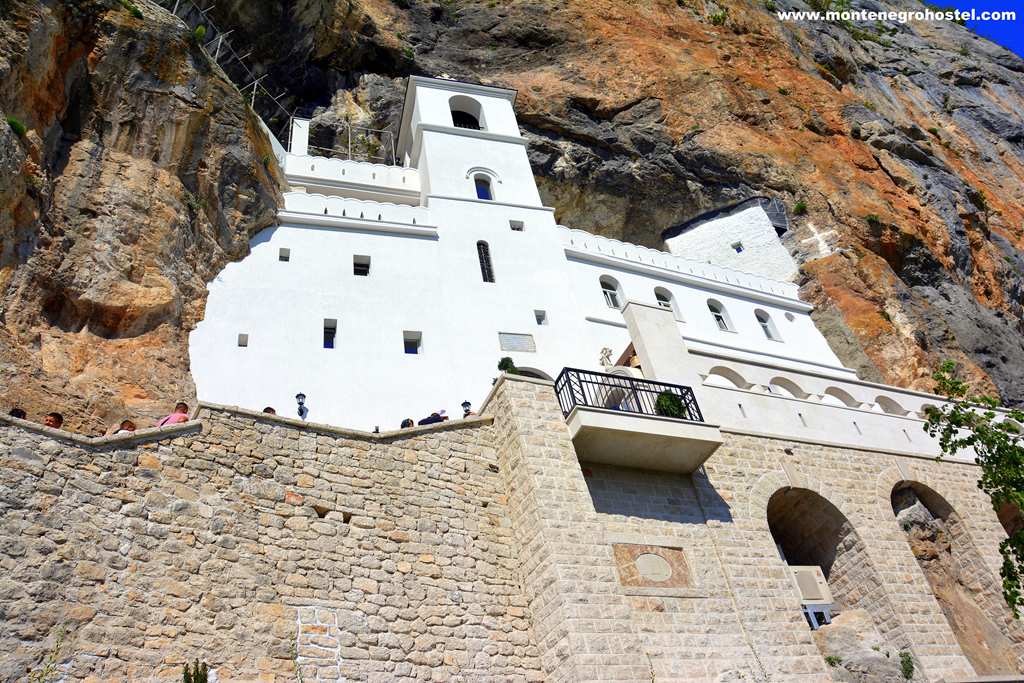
403 331 422 355
279 248 290 262
534 310 547 325
510 220 524 232
498 332 536 353
323 319 337 349
237 333 249 347
731 241 744 253
353 255 371 276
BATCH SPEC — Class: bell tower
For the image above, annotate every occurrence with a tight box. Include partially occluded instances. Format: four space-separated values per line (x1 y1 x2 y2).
395 76 543 207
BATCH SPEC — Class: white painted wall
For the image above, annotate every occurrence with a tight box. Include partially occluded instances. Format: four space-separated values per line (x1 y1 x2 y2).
190 76 957 460
666 205 798 282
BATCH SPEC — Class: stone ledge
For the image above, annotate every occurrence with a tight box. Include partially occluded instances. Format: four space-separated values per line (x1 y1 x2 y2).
0 414 201 448
620 586 711 599
479 372 555 414
198 401 494 441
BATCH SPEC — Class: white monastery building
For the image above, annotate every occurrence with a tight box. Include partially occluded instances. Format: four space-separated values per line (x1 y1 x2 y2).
190 76 973 462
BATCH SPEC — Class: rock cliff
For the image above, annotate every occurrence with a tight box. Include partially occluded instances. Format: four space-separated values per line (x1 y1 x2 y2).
2 0 1023 429
0 0 281 432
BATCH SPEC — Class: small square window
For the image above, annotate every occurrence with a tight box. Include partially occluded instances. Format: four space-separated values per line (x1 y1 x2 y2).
534 310 547 325
510 220 525 232
731 242 744 253
403 331 422 354
353 255 371 277
237 333 249 347
279 248 290 262
323 319 337 349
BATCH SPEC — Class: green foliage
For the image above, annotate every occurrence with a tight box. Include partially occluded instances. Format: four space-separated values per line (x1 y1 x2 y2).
927 126 940 136
708 8 728 25
924 360 1024 617
864 214 882 227
27 626 69 683
192 25 206 43
183 660 209 683
6 115 26 137
959 44 969 56
898 650 914 679
497 357 519 375
118 0 143 18
968 187 990 214
792 200 808 216
824 655 842 667
763 0 776 9
655 392 686 419
777 87 789 96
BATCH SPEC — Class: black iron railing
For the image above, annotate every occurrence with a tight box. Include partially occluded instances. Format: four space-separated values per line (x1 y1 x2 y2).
554 368 704 422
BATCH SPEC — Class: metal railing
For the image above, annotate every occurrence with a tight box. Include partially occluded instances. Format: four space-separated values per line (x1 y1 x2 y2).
303 125 398 166
554 368 704 422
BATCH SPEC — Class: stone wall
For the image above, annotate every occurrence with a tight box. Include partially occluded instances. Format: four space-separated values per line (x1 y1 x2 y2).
0 376 1020 682
0 405 542 682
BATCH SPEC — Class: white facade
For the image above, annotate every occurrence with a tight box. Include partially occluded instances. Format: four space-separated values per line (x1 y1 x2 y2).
190 76 964 459
664 203 799 282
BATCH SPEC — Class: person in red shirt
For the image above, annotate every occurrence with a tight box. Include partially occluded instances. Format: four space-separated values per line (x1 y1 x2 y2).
157 402 190 427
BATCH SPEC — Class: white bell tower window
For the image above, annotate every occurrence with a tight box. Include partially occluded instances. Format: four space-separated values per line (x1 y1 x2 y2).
450 95 484 130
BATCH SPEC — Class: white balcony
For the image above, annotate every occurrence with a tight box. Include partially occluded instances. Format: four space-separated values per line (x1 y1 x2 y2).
284 154 421 205
556 368 722 474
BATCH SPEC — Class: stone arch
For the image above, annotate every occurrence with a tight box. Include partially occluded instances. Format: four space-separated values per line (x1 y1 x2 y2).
516 367 553 381
703 365 751 390
892 480 1024 674
820 386 861 408
767 376 809 399
766 485 904 649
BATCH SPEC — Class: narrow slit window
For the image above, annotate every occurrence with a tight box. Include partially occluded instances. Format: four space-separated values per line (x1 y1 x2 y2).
279 248 290 262
477 241 495 283
353 255 371 277
534 310 548 325
323 319 337 349
237 333 248 347
731 241 744 253
510 220 524 232
403 331 422 355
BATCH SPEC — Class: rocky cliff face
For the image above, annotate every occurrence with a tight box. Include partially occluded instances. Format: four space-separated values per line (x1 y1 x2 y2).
204 0 1024 404
0 0 281 432
2 0 1023 430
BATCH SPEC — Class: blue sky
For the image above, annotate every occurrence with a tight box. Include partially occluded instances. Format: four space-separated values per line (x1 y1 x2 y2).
943 0 1023 57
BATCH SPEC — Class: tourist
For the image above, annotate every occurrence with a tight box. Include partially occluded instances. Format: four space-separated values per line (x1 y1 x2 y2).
417 412 444 426
461 401 476 418
43 412 63 429
157 402 190 427
262 407 276 414
400 418 414 429
8 408 26 419
115 419 137 435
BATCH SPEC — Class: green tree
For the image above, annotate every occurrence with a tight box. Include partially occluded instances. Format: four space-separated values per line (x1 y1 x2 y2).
924 360 1024 616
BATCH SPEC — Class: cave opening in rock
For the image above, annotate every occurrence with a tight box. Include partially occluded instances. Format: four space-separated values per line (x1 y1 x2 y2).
892 481 1024 675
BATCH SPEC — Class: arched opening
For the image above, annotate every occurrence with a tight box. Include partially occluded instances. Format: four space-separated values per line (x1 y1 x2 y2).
600 276 623 310
707 299 733 332
654 287 682 321
768 487 901 647
476 241 494 283
820 387 861 408
755 309 781 341
703 366 750 389
474 174 493 200
892 481 1024 674
767 376 808 399
875 395 908 415
449 95 484 130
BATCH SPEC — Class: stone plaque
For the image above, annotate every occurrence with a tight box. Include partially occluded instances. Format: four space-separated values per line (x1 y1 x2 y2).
612 543 691 588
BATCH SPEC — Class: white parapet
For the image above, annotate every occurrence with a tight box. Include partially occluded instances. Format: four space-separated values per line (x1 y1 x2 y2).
282 192 432 230
284 154 422 205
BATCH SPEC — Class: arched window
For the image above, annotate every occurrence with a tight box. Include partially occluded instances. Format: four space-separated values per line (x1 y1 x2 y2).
767 376 808 399
821 387 860 408
704 366 750 389
477 241 494 283
474 175 493 200
755 309 781 341
600 276 623 309
654 287 683 321
875 395 908 415
707 299 732 332
449 95 484 130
